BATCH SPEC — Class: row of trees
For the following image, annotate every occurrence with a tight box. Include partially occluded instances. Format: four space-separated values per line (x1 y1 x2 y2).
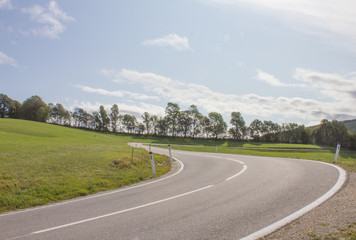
1 93 355 149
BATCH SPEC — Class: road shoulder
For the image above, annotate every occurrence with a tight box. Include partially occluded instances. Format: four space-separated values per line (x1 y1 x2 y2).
264 172 356 240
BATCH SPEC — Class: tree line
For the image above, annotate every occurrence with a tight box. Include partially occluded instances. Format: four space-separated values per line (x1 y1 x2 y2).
1 93 355 149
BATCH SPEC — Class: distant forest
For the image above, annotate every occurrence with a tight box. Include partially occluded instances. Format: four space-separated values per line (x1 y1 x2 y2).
1 93 356 150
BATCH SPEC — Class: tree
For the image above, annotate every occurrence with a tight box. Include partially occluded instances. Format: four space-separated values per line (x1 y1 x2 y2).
150 115 159 135
142 112 151 135
0 94 21 118
312 119 349 147
248 119 263 141
8 100 21 118
165 102 180 137
189 105 203 138
72 107 90 128
122 114 137 133
348 133 356 150
48 103 70 125
229 112 246 141
136 123 145 134
179 110 192 138
200 116 210 138
20 95 50 122
110 104 119 133
92 112 102 130
157 117 168 136
0 94 14 118
99 105 110 131
260 120 280 142
206 112 227 139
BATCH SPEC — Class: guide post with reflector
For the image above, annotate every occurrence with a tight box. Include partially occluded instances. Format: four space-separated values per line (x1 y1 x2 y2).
334 143 341 162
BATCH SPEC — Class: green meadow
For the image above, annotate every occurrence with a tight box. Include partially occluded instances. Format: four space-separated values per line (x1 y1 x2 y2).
0 119 170 213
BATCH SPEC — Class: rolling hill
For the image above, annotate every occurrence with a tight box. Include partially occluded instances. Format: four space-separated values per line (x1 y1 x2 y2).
343 119 356 134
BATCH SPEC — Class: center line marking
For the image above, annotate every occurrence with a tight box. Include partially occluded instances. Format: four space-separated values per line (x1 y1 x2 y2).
30 185 214 236
224 158 248 181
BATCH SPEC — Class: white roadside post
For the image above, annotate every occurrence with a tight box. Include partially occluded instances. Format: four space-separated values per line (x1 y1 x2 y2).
334 143 341 162
149 151 156 177
168 144 172 163
216 145 218 153
131 147 134 165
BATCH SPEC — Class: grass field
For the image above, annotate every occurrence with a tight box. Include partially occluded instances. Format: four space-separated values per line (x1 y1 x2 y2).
0 119 170 213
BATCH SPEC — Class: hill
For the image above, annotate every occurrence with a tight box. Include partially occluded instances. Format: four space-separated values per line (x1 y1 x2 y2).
343 119 356 134
0 119 170 213
308 119 356 134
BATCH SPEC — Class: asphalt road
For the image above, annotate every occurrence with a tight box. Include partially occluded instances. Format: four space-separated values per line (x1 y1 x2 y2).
0 144 346 240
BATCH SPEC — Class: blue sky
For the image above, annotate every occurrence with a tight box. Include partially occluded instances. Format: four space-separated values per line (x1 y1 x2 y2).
1 0 356 126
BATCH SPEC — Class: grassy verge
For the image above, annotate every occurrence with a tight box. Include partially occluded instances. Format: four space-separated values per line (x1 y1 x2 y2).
305 222 356 240
0 119 170 213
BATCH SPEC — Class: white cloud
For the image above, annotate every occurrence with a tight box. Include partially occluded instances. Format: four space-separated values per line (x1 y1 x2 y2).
294 68 356 102
224 34 231 42
257 70 305 87
142 33 192 51
69 101 165 119
75 85 159 101
47 0 73 22
206 0 356 51
235 61 244 67
22 0 74 39
0 50 17 67
257 70 285 87
0 0 12 10
101 68 356 123
99 69 123 83
120 68 172 86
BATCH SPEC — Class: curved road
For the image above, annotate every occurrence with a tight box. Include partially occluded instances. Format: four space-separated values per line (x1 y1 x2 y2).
0 144 346 240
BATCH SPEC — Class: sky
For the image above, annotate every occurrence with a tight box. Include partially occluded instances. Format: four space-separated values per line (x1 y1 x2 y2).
1 0 356 126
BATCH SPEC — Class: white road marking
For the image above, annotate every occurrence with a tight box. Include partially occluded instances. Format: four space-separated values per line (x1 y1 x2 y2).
240 161 347 240
174 152 248 182
225 165 248 181
225 158 245 165
224 158 248 181
30 185 214 235
0 157 184 218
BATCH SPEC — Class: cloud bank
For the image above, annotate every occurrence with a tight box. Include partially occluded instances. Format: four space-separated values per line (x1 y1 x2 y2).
77 68 356 123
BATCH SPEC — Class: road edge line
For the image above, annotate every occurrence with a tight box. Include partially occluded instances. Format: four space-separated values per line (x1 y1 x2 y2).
239 162 347 240
31 185 213 235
